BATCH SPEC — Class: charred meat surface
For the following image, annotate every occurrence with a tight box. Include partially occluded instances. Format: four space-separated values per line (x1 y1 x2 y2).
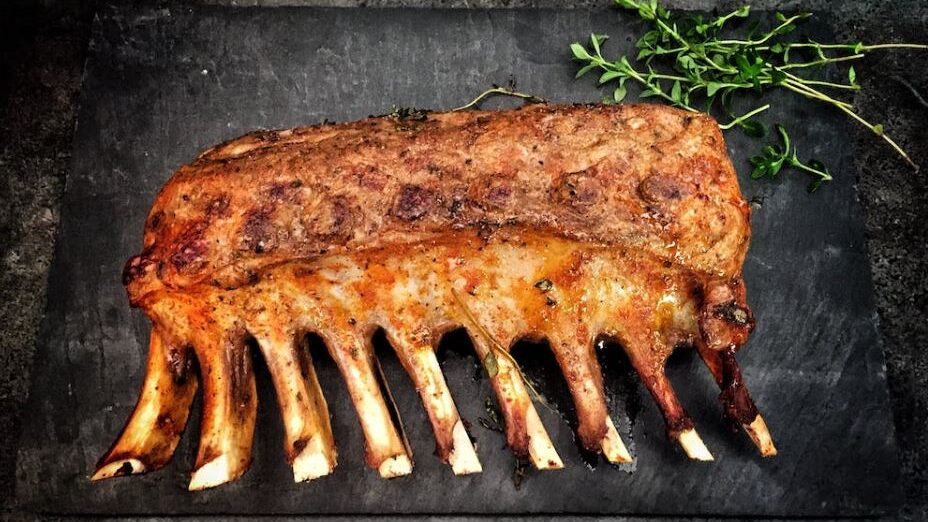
97 103 774 491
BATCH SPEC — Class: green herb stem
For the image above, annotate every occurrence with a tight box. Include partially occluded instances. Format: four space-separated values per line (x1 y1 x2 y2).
654 18 736 73
452 87 545 112
714 13 811 47
791 159 833 181
856 43 928 51
759 42 928 52
794 78 860 91
646 72 692 82
719 104 771 130
781 77 854 109
588 54 700 111
750 124 833 190
831 101 917 168
778 53 864 70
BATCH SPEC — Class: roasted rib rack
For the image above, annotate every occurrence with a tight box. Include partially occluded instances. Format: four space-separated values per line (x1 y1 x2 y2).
95 103 776 490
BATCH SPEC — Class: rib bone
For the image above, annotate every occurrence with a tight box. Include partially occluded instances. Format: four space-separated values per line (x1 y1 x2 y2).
468 334 563 470
549 334 632 464
388 330 482 474
252 327 337 482
322 330 412 478
696 342 777 457
92 329 197 481
621 332 713 461
188 328 257 491
602 416 633 464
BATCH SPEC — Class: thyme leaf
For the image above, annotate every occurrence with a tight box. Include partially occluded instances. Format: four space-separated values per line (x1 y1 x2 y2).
483 351 500 378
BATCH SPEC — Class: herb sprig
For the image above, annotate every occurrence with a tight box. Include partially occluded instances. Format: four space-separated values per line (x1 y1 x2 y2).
571 0 926 186
453 86 545 111
751 125 832 191
451 288 546 405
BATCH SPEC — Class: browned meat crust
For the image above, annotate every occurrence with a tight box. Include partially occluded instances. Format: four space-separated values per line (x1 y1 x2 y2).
124 103 750 302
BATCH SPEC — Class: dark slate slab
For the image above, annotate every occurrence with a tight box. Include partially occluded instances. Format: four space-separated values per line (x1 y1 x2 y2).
15 4 902 517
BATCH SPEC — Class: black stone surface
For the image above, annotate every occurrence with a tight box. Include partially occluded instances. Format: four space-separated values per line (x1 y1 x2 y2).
12 5 903 517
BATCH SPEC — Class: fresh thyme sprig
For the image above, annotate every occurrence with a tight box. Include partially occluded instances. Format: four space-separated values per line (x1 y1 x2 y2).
751 125 832 192
453 86 545 111
571 0 926 186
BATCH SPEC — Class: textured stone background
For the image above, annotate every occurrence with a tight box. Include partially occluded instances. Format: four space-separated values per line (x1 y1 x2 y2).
0 0 925 520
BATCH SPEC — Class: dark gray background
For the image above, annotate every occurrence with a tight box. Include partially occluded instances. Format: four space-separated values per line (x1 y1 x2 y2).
12 3 903 517
1 0 926 521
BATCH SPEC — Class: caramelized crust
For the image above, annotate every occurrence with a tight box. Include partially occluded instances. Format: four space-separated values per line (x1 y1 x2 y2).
124 103 750 302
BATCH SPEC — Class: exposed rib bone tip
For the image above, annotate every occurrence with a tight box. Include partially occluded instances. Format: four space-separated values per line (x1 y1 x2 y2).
525 406 563 470
677 429 714 461
188 455 234 491
602 416 633 464
378 454 413 478
745 414 777 457
91 458 146 481
292 438 337 482
448 420 482 475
